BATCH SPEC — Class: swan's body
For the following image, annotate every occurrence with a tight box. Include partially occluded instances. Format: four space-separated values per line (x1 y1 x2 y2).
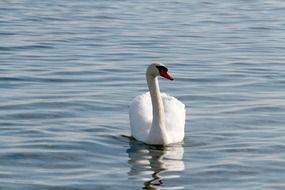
129 63 186 145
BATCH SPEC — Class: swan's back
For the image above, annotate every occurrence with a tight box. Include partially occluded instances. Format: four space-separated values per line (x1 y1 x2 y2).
129 92 186 144
162 93 186 142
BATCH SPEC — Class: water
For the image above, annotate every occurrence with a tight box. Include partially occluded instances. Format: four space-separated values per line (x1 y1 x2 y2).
1 0 285 189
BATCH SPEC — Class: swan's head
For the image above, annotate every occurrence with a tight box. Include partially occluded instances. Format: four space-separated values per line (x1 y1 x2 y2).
147 62 174 80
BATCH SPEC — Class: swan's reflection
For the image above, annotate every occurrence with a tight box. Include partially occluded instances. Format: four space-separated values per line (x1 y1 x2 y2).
127 138 185 189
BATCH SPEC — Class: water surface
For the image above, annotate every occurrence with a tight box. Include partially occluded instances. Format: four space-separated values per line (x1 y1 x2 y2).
1 0 285 189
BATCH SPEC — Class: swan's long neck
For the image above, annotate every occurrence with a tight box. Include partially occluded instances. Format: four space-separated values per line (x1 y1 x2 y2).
146 74 168 144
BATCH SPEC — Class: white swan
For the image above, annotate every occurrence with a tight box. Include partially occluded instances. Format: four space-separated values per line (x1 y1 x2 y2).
129 63 186 145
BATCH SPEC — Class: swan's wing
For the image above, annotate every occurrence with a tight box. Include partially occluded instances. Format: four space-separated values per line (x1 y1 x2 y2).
129 92 152 142
161 93 186 143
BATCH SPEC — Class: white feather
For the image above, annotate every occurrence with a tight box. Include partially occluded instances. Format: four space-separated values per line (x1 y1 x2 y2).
129 92 185 144
129 63 186 145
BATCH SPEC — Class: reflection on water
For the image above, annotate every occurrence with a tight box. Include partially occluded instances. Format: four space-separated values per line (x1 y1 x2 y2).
127 139 184 190
1 0 285 189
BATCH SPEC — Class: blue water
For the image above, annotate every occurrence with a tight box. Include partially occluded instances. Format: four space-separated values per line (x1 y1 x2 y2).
1 0 285 189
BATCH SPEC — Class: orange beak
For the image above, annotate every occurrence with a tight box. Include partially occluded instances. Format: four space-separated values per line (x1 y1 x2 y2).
160 70 174 80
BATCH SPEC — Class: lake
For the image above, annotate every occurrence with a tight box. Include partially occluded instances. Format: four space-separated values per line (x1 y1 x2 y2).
0 0 285 189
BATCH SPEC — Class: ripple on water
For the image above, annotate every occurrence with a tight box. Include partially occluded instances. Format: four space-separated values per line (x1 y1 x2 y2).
1 0 285 189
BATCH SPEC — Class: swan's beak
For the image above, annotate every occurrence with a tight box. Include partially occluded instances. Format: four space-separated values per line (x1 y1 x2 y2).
160 70 174 80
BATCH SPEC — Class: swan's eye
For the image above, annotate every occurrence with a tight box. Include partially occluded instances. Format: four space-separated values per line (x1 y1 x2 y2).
156 65 168 72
